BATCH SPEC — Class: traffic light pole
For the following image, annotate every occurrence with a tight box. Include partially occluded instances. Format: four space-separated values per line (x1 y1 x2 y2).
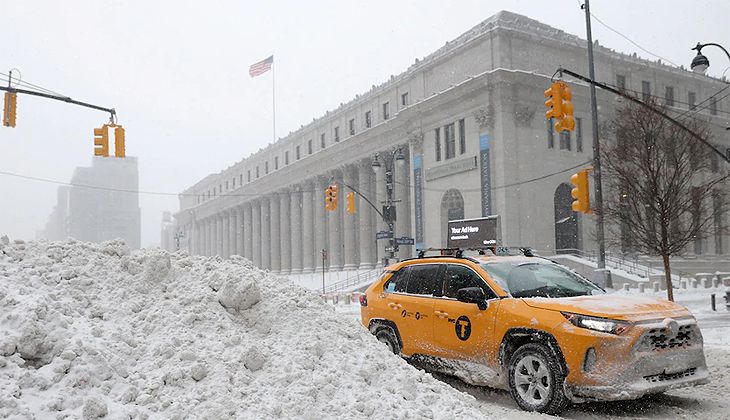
0 85 116 121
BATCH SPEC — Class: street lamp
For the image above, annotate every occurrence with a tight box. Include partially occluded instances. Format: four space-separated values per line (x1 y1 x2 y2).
372 147 405 266
690 42 730 74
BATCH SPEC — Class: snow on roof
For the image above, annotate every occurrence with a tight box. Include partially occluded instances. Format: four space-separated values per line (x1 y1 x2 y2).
0 239 495 419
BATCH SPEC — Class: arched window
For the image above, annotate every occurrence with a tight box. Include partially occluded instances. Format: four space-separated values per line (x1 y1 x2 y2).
441 189 464 245
554 183 578 252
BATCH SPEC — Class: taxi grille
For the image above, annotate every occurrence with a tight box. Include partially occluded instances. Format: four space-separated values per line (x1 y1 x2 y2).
644 368 696 383
644 325 696 351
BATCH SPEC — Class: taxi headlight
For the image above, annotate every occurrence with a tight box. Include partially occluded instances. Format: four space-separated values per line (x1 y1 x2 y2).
562 312 631 335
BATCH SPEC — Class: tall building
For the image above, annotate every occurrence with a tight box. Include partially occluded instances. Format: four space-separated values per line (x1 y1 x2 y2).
168 11 729 273
41 156 141 249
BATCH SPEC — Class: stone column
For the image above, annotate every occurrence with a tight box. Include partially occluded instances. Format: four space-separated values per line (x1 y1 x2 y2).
358 162 376 269
244 203 254 262
235 206 244 257
279 190 291 275
290 187 303 274
228 211 237 258
395 149 412 260
221 211 230 259
270 194 281 274
215 214 223 257
301 181 315 273
314 177 328 272
342 167 359 270
252 202 262 268
203 219 209 256
260 198 271 270
375 167 387 267
329 172 343 271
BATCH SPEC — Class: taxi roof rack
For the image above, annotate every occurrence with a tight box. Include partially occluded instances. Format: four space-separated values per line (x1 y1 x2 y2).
416 246 534 259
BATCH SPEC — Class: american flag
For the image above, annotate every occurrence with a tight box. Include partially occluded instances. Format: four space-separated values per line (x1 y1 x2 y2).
249 55 274 78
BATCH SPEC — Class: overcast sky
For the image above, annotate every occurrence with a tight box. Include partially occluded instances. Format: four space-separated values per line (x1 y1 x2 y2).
1 0 727 248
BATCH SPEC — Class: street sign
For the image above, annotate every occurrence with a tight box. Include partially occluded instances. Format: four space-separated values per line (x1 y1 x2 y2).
375 230 392 240
384 246 395 252
395 237 415 245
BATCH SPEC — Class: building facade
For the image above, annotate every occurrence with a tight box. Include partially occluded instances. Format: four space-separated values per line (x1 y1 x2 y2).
41 156 141 249
169 11 729 273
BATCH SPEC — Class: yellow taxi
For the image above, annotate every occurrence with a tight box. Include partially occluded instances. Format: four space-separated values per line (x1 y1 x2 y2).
360 247 709 414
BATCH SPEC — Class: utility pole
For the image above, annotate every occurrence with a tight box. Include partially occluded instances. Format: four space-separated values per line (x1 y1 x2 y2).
371 148 405 266
582 0 610 288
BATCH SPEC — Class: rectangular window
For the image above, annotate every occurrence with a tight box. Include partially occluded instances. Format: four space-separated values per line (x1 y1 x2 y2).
240 174 243 185
616 74 626 90
274 156 279 170
688 91 696 110
349 118 355 135
710 97 717 115
334 126 340 142
444 124 453 159
458 119 466 154
401 92 409 107
320 133 325 149
665 86 674 107
256 167 259 179
576 118 583 153
383 102 390 120
247 170 251 182
365 110 372 128
308 139 313 154
232 177 235 188
547 118 554 149
265 161 269 174
641 81 651 101
559 131 571 151
296 146 301 160
434 127 441 162
219 185 222 193
225 181 229 190
285 151 289 165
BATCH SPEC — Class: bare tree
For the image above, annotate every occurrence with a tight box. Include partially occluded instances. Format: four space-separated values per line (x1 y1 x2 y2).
601 98 729 301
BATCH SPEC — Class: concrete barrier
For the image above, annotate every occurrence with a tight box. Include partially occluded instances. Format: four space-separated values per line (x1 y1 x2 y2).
638 283 645 293
653 282 660 293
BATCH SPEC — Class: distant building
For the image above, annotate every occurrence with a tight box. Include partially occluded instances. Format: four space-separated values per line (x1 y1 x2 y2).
41 156 141 249
167 11 729 273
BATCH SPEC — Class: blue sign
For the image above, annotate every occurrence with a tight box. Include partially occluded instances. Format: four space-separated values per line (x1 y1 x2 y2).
479 134 491 217
395 237 415 245
375 230 392 240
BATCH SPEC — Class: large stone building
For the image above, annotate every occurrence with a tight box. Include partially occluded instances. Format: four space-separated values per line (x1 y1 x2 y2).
41 156 141 249
168 11 729 274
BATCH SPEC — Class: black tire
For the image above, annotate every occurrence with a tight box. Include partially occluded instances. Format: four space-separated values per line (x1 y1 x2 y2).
508 343 569 414
375 327 401 354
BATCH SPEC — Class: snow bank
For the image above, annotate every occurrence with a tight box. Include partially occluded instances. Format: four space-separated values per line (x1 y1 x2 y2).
0 239 493 419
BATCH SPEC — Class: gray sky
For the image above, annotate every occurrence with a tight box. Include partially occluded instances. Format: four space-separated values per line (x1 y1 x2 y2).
1 0 727 248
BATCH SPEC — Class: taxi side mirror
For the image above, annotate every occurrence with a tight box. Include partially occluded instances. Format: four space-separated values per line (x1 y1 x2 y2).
457 287 488 310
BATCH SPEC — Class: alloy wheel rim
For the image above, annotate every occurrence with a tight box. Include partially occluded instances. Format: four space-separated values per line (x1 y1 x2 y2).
514 355 551 406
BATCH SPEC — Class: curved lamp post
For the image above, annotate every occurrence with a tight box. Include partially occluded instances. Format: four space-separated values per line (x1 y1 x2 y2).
690 42 730 74
372 147 405 265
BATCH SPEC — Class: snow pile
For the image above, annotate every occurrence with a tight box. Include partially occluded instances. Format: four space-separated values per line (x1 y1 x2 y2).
0 239 492 419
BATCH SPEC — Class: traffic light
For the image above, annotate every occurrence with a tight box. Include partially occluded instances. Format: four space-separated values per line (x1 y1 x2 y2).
114 126 126 157
94 125 109 157
544 82 564 121
325 184 338 211
570 169 591 213
346 192 355 214
3 92 17 128
556 82 575 132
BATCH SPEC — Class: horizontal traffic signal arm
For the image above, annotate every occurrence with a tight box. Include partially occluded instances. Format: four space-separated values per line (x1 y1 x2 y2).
0 86 115 120
558 67 729 165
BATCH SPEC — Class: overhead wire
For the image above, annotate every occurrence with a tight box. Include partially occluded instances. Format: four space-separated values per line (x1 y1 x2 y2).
0 71 69 98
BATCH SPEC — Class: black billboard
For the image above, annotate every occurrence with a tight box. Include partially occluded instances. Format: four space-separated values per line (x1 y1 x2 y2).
446 215 502 249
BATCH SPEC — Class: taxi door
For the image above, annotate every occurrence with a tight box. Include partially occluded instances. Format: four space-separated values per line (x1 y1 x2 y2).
380 264 441 356
432 263 500 363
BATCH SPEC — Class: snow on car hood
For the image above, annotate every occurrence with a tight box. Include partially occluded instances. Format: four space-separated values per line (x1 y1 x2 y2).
522 294 692 321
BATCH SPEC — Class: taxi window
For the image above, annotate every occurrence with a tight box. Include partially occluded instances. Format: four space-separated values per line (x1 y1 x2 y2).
445 264 497 300
405 264 443 296
383 269 408 293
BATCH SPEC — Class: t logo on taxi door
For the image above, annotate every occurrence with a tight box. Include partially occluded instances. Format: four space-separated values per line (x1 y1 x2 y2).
455 316 471 341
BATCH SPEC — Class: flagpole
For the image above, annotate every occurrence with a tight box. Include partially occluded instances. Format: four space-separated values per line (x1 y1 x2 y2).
272 55 276 143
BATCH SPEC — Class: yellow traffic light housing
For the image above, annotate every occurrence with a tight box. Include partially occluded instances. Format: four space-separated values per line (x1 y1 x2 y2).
556 82 575 132
346 192 355 214
570 168 592 213
94 125 109 157
325 184 338 211
3 92 17 128
114 126 126 157
544 82 564 121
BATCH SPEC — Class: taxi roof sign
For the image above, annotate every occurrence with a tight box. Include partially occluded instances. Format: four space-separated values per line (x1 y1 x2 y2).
446 215 502 249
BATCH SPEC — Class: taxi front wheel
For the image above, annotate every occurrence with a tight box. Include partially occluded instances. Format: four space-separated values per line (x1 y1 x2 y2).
375 328 401 355
508 343 569 414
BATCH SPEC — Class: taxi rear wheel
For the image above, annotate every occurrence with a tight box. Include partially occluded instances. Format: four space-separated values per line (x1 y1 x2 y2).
375 327 401 354
508 343 568 414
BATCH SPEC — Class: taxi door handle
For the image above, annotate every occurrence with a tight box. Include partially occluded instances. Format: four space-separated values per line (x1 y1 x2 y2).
388 303 402 310
434 310 449 319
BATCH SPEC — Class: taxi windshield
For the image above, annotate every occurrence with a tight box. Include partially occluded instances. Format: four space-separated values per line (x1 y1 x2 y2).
479 261 604 298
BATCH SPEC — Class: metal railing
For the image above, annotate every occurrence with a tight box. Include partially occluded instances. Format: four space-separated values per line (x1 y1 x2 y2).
324 268 382 293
